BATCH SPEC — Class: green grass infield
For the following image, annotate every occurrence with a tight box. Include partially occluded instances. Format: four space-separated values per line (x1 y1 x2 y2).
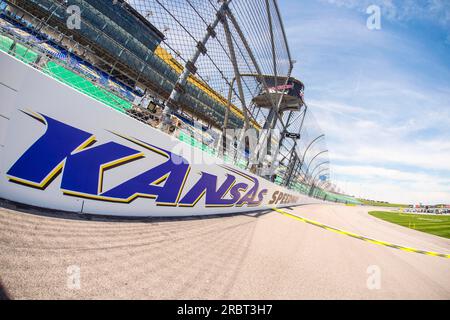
369 211 450 239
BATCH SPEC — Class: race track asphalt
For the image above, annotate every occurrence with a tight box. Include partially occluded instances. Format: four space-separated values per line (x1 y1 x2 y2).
0 201 449 299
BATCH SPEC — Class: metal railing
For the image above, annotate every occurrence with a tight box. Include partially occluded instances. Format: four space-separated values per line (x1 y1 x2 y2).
0 0 357 203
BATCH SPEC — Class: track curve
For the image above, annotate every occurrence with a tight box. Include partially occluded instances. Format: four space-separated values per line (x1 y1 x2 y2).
0 202 449 299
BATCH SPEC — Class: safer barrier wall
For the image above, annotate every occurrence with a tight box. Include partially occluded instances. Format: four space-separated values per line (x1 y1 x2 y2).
0 51 323 217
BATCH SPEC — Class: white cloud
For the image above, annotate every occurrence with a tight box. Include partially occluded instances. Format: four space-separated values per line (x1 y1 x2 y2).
333 164 449 185
311 99 450 204
283 1 450 204
334 177 450 204
314 110 450 173
320 0 450 28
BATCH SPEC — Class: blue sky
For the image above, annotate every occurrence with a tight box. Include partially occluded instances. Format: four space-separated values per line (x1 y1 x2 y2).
280 0 450 204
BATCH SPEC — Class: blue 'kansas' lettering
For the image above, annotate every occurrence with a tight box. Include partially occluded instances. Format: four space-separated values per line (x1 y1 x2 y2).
61 142 143 196
7 112 94 188
7 111 267 207
100 154 190 205
178 173 240 207
222 165 267 207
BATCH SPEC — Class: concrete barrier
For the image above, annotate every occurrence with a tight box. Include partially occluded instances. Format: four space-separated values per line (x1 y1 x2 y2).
0 51 323 217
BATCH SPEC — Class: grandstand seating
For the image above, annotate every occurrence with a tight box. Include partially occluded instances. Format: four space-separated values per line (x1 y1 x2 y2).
0 28 359 201
16 0 246 130
0 33 11 51
0 36 131 113
0 9 138 99
43 61 132 113
0 3 361 204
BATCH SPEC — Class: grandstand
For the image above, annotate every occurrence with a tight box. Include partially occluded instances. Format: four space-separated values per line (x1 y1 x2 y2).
0 0 360 205
6 0 247 129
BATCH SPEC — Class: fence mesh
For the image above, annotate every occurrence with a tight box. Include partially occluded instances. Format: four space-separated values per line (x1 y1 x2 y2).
0 0 359 203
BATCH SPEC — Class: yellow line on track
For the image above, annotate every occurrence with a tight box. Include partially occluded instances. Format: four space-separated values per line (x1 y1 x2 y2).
273 207 450 259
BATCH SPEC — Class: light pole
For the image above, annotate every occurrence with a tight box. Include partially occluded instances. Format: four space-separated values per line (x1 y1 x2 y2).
317 179 331 199
312 169 329 187
304 149 329 181
298 134 325 172
318 179 331 190
309 168 329 197
307 160 330 185
161 1 231 126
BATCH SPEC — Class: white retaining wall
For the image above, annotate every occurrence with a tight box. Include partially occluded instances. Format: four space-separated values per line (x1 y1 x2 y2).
0 51 324 217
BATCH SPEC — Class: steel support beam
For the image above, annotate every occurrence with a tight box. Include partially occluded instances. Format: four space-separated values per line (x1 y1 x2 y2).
304 150 329 181
226 9 291 162
308 160 330 184
161 0 230 127
222 18 249 132
298 133 324 173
